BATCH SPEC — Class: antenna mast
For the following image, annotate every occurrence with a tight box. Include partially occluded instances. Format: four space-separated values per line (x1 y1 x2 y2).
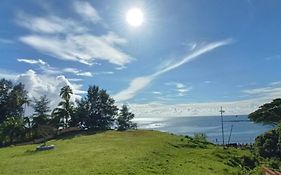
220 106 225 146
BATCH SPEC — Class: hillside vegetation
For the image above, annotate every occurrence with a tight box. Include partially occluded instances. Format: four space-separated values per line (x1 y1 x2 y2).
0 130 259 175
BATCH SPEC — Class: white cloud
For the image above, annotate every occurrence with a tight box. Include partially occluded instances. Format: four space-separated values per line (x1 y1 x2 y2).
114 39 232 102
68 78 83 82
243 85 281 98
155 39 233 76
17 13 87 34
17 58 61 74
93 71 114 75
73 1 101 23
188 43 197 51
175 83 185 89
16 69 85 111
129 97 271 118
130 82 281 118
17 58 111 78
165 82 192 96
77 72 92 77
20 33 132 66
17 9 132 66
115 66 126 70
152 91 162 95
17 58 47 66
113 75 155 102
62 68 92 77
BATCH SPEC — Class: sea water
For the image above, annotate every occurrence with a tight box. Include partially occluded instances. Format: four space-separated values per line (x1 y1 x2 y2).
136 115 274 144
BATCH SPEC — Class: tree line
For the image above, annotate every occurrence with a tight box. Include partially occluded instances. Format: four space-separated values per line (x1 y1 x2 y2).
248 98 281 168
0 78 136 146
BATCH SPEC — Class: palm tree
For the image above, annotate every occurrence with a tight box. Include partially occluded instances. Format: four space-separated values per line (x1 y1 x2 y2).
54 86 73 128
60 85 73 103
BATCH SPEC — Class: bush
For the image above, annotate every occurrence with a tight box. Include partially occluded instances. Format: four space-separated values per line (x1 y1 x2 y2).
254 124 281 160
194 133 207 142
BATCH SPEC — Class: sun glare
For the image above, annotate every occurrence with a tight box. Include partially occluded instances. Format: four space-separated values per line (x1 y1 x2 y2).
126 8 144 27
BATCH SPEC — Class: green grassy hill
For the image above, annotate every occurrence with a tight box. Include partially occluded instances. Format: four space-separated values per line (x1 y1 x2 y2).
0 130 259 175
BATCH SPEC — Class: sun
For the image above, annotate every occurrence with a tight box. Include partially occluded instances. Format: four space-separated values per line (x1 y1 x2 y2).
126 8 144 27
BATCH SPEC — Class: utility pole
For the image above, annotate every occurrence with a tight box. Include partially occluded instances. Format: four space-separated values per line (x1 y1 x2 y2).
219 106 225 146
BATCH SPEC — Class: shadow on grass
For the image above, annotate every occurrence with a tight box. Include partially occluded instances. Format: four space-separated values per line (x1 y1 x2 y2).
53 129 110 141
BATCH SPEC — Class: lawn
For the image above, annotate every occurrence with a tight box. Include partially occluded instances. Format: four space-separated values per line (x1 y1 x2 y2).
0 130 258 175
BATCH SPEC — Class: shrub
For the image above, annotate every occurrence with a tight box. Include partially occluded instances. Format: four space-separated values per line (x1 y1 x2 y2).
254 124 281 160
194 132 207 142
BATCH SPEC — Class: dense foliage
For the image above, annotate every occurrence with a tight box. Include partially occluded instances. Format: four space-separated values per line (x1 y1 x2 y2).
0 79 28 123
249 98 281 125
75 86 119 130
250 99 281 170
117 105 136 131
0 78 136 146
254 125 281 160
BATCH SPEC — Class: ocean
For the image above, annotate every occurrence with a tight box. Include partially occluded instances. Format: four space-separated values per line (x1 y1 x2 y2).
136 115 274 144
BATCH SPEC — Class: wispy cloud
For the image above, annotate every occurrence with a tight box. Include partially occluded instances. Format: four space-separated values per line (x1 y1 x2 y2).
20 33 132 66
68 78 83 82
269 81 281 86
243 85 281 97
165 82 192 96
204 80 212 84
114 39 233 102
73 1 101 23
155 39 233 76
93 71 114 75
17 58 115 78
17 7 133 66
63 68 93 77
17 13 87 34
152 91 162 95
17 58 61 74
113 75 155 102
17 58 47 65
17 58 94 77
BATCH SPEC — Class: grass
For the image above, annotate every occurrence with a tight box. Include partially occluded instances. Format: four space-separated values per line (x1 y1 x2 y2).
0 130 259 175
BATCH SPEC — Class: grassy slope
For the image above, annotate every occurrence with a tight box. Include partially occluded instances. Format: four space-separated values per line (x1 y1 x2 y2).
0 130 256 175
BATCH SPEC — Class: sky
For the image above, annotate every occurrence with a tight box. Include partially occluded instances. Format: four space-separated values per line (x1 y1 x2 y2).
0 0 281 118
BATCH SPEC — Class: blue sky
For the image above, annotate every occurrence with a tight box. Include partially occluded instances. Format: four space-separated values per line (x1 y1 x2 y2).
1 0 281 117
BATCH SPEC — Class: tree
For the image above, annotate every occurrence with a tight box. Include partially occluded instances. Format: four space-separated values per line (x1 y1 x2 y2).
0 116 25 145
0 79 28 124
95 89 118 130
52 86 74 128
7 83 29 117
32 95 51 128
249 98 281 125
117 105 137 131
0 79 13 123
254 125 281 160
75 86 118 130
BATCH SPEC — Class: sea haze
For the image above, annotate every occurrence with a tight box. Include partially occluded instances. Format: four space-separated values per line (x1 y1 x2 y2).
136 115 273 144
